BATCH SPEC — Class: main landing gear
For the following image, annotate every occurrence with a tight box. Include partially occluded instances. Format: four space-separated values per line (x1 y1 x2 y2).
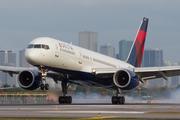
58 80 72 104
39 65 49 90
112 88 125 104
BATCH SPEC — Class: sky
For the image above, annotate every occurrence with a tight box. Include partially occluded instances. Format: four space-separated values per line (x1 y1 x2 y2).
0 0 180 63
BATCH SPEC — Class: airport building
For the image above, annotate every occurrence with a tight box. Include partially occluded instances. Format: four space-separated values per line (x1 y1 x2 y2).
99 44 115 58
19 49 33 67
79 31 98 52
119 40 133 61
0 50 16 86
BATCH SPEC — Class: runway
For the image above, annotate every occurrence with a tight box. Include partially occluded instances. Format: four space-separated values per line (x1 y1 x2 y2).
0 103 180 119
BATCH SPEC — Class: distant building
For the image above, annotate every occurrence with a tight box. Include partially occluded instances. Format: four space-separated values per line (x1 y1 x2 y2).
119 40 133 61
164 60 179 86
142 48 164 86
99 44 115 58
0 50 16 86
79 31 98 52
142 48 164 67
116 54 119 59
19 49 32 67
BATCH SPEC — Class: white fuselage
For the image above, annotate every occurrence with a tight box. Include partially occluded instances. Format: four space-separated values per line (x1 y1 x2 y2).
25 37 135 74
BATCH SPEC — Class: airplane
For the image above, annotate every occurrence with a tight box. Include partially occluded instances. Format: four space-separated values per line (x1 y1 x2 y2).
1 17 180 104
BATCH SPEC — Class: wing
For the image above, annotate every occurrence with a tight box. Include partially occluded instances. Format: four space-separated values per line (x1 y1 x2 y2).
0 65 58 77
134 66 180 80
0 65 34 77
0 65 84 85
92 66 180 81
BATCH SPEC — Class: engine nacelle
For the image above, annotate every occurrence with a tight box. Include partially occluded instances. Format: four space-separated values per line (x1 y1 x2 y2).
113 69 139 90
18 70 42 90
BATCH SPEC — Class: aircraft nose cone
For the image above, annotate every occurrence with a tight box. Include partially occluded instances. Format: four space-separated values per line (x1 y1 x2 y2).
25 49 40 65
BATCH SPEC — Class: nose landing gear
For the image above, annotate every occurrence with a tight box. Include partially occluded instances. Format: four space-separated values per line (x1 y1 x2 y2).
39 65 49 90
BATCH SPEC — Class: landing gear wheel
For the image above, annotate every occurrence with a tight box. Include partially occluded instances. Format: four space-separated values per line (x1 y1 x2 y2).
122 96 125 104
65 96 69 104
69 96 72 104
40 84 44 90
112 96 117 104
59 96 64 104
111 96 125 104
45 84 49 90
59 96 63 104
118 97 122 104
118 96 125 104
58 96 72 104
65 96 72 104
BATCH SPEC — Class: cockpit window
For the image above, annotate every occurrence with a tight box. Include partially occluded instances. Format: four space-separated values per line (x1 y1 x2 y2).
27 44 34 48
42 44 46 49
34 44 41 48
42 44 50 50
46 45 50 49
27 44 50 50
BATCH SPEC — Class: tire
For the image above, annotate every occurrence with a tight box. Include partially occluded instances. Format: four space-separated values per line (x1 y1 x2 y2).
119 97 123 104
69 96 72 104
65 96 69 104
122 96 125 104
40 84 44 90
67 96 72 104
112 96 117 104
59 96 64 104
45 84 49 90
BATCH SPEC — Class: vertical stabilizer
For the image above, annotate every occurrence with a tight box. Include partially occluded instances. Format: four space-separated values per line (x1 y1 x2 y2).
126 17 148 67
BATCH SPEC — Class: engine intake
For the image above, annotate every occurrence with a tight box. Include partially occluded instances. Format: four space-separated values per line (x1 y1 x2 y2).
18 70 41 90
113 69 139 90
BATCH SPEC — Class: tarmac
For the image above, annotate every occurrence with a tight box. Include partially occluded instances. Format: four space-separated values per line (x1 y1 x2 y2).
0 103 180 119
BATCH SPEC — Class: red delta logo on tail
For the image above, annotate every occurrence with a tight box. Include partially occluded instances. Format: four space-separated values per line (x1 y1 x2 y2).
126 18 148 67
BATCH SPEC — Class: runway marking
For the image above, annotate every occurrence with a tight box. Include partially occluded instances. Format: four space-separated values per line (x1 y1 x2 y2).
91 116 120 119
38 111 144 114
80 116 120 119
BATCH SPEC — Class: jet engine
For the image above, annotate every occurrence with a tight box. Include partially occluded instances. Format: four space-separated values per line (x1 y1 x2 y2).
113 69 139 90
18 70 42 90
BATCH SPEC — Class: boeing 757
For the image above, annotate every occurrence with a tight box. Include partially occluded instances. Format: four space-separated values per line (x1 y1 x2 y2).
1 17 180 104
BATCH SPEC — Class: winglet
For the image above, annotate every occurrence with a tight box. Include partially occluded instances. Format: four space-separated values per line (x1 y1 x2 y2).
126 17 149 67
